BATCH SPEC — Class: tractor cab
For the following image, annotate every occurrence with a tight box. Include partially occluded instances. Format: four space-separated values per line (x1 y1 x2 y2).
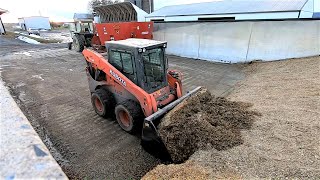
69 13 95 52
106 38 168 93
69 20 94 35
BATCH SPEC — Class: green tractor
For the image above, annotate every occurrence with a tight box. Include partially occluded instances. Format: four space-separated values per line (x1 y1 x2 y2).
68 13 94 52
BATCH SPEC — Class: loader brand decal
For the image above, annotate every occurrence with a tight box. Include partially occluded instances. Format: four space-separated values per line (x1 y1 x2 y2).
110 69 126 86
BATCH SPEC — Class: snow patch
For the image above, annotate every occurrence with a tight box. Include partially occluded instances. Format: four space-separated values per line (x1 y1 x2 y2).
29 34 43 39
41 32 72 43
14 52 33 57
32 74 44 81
17 36 40 44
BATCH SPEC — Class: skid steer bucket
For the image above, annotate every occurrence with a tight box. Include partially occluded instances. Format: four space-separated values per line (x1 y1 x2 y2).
141 86 202 161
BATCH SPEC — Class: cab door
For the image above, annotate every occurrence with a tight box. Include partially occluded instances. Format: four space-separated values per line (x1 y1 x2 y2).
108 49 137 85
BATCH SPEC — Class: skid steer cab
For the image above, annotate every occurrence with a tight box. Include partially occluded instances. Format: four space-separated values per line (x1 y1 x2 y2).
83 38 183 133
83 39 200 160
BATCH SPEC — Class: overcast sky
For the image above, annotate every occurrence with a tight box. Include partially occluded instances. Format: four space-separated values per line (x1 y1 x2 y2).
0 0 217 23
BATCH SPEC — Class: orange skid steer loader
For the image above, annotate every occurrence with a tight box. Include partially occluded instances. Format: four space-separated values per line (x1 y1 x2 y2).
82 38 201 159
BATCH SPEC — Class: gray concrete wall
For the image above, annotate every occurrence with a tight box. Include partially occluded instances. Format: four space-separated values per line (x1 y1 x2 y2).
0 80 67 179
153 20 320 63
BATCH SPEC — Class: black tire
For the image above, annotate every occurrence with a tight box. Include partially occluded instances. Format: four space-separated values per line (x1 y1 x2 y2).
91 89 115 118
67 42 72 50
72 34 84 52
115 100 144 134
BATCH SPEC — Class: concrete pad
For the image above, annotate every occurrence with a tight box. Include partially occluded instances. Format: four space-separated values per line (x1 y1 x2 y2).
0 80 67 179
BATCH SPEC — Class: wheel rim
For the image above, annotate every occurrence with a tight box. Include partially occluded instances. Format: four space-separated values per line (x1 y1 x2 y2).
119 110 130 127
94 97 103 112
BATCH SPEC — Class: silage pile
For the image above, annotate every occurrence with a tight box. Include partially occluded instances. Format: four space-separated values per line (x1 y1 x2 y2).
158 87 260 163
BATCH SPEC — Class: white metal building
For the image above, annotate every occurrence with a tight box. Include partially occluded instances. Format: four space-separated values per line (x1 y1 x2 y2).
18 16 51 30
146 0 320 22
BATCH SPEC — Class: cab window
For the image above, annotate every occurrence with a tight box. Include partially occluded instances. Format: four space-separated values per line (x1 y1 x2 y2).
109 50 134 75
121 53 134 74
110 51 122 69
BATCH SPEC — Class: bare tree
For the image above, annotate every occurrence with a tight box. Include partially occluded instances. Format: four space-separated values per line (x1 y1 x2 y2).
88 0 120 12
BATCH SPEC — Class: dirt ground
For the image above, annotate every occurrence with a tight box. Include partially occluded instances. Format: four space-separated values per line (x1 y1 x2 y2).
0 36 245 179
144 56 320 179
142 161 211 180
158 88 259 163
2 33 318 178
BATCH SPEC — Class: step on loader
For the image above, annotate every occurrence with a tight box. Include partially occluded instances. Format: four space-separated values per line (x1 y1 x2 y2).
82 38 200 160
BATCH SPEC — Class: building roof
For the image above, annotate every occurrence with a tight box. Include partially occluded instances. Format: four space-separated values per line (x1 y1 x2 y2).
18 16 49 19
73 13 94 21
147 0 308 17
107 38 166 48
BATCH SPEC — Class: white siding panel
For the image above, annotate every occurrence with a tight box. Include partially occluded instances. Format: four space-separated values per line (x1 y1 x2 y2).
24 17 51 30
236 12 300 20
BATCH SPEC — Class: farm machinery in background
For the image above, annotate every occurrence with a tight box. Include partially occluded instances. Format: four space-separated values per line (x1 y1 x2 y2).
68 13 95 52
68 2 153 52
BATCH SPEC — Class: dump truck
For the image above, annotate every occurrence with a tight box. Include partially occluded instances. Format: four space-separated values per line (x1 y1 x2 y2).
82 39 201 160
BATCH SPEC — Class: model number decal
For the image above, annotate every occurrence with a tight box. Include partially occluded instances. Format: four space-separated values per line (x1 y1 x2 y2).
110 69 126 86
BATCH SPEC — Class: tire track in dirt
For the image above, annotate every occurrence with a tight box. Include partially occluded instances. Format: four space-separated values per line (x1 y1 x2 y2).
1 48 161 179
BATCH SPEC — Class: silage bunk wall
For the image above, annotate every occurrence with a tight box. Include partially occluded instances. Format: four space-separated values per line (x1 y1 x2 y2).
153 20 320 63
